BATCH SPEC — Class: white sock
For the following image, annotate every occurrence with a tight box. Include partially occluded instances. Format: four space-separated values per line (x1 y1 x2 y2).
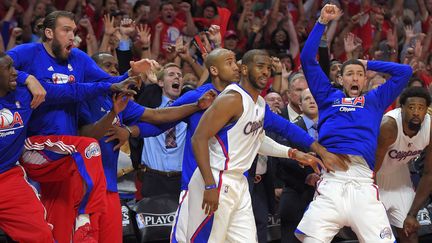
75 214 90 231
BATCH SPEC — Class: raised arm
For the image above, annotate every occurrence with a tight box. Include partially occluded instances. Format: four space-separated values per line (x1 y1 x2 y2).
367 60 412 109
300 4 342 103
84 51 159 84
374 116 398 173
192 91 243 215
285 14 299 58
180 2 198 36
140 89 216 124
43 77 137 104
141 104 198 124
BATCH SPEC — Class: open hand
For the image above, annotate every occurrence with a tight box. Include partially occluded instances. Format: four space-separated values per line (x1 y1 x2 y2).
403 214 420 237
105 125 130 150
344 32 361 54
130 59 160 76
207 25 221 46
136 24 151 47
292 150 326 174
197 89 217 109
271 57 282 73
120 18 136 37
112 92 131 114
103 14 118 36
110 77 139 96
322 151 350 172
202 188 219 215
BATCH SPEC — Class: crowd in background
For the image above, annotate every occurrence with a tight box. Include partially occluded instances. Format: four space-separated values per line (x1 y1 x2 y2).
1 0 431 97
2 0 432 242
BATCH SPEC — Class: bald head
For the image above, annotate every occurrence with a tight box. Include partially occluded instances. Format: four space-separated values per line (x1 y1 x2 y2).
204 48 233 70
204 48 239 83
91 52 119 76
92 52 112 65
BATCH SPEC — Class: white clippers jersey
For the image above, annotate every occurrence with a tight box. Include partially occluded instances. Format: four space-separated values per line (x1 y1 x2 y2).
378 108 430 176
208 84 266 173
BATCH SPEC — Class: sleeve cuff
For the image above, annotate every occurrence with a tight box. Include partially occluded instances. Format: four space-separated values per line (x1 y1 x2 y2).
118 39 131 51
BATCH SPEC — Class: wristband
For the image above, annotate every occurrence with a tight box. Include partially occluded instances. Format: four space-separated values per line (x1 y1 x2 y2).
274 72 282 76
288 148 298 159
318 17 329 25
205 184 217 190
142 46 150 51
122 125 132 136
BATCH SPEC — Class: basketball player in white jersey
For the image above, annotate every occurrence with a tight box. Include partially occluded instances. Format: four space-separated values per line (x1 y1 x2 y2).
375 87 432 242
185 49 345 242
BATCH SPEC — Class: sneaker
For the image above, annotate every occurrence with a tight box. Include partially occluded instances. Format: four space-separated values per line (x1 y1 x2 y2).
73 223 97 243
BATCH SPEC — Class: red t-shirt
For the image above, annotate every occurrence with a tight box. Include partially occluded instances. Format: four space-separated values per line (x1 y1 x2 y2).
152 18 186 56
419 71 432 87
422 16 432 51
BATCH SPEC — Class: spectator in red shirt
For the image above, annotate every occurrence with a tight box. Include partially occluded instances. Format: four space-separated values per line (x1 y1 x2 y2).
151 1 197 59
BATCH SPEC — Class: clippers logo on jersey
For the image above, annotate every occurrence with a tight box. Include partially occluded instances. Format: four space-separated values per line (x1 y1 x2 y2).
243 119 264 135
379 227 392 239
84 142 101 159
388 149 423 161
0 108 24 137
52 73 76 84
332 96 366 112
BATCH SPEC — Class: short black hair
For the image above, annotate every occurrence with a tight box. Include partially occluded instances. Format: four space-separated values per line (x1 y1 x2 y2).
202 0 217 15
408 77 426 88
330 59 342 67
340 59 365 76
400 86 431 107
159 1 173 11
133 0 149 13
427 53 432 65
277 53 294 70
242 49 269 66
42 11 75 42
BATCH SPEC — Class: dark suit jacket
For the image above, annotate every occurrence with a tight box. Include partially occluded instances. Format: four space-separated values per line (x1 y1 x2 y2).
116 49 132 74
247 111 291 213
248 154 277 214
271 116 315 194
129 84 163 169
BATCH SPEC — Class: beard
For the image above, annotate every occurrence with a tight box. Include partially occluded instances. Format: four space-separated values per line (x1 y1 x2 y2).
408 120 421 132
248 71 266 90
52 37 68 62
